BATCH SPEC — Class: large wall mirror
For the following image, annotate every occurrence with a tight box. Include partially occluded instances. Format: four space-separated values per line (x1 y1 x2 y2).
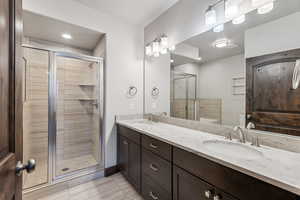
144 0 300 137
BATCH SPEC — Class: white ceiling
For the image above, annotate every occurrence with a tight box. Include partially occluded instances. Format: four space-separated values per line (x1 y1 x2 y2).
23 11 104 51
72 0 179 26
180 0 300 64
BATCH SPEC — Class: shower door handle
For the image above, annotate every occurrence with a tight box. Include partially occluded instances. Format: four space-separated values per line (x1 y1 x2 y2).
16 159 36 176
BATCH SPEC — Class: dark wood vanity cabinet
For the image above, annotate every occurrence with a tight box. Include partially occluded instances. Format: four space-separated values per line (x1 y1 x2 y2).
117 126 141 191
117 125 300 200
173 166 237 200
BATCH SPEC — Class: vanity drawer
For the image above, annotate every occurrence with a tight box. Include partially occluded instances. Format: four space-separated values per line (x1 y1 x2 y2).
142 175 172 200
142 149 172 193
142 135 172 161
118 125 140 144
173 147 299 200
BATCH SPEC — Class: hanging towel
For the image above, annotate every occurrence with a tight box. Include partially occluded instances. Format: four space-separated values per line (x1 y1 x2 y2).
292 59 300 89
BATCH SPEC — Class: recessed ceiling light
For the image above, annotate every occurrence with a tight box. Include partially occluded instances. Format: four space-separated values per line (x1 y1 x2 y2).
232 14 245 25
62 33 72 39
213 38 237 48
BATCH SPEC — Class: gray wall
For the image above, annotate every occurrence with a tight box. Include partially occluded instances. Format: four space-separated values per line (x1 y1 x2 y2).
245 12 300 58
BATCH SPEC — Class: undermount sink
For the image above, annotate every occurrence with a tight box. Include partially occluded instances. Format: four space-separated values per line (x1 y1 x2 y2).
203 140 263 160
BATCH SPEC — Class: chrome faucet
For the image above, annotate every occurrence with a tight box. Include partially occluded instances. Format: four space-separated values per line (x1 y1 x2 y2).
233 126 246 143
246 122 260 147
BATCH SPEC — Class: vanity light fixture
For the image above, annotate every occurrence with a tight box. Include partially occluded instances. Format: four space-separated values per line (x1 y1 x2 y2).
146 35 175 58
232 14 245 24
62 33 72 39
213 24 224 32
257 2 274 14
205 5 217 26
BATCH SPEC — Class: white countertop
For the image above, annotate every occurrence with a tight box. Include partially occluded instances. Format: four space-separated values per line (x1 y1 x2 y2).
117 119 300 196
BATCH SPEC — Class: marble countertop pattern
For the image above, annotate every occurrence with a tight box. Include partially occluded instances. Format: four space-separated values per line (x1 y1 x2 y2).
116 119 300 196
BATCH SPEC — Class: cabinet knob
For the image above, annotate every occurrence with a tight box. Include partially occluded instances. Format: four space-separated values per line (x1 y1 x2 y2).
149 191 159 200
16 159 36 176
214 194 222 200
204 190 212 198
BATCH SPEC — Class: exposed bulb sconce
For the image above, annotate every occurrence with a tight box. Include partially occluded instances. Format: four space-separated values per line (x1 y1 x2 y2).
145 34 175 58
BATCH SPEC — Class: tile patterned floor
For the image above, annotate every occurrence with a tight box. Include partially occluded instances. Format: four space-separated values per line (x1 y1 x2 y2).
23 173 143 200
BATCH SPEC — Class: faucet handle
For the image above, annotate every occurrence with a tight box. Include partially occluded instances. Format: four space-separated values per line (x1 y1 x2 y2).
251 135 260 147
225 132 232 140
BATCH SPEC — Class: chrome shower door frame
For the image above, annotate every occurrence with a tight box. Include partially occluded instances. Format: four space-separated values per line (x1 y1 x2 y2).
50 51 105 182
172 72 197 120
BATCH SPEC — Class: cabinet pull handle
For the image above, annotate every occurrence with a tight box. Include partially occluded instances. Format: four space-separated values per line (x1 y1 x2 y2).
123 140 128 145
149 164 159 172
149 143 158 149
149 191 159 200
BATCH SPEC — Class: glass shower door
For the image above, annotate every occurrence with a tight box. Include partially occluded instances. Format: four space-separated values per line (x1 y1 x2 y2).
54 53 102 177
171 72 197 120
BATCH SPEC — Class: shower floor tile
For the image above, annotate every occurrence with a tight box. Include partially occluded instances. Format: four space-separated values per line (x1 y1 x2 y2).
56 154 98 176
23 173 143 200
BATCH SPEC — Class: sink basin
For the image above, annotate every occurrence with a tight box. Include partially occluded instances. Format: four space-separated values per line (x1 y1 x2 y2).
203 140 263 160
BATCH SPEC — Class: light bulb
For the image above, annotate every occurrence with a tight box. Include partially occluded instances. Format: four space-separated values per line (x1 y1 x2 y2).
213 24 224 33
169 45 176 51
160 35 168 48
145 45 152 56
232 14 245 24
257 2 274 14
152 40 160 57
160 47 168 54
205 6 217 26
170 59 174 63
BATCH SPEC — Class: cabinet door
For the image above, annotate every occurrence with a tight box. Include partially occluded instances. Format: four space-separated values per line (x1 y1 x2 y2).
173 166 214 200
118 135 129 177
128 141 141 191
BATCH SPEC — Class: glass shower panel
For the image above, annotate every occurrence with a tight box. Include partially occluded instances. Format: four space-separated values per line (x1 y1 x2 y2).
23 48 49 189
55 55 101 177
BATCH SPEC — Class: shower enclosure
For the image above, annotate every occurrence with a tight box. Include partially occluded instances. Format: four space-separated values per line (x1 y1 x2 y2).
171 71 197 120
22 46 104 190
